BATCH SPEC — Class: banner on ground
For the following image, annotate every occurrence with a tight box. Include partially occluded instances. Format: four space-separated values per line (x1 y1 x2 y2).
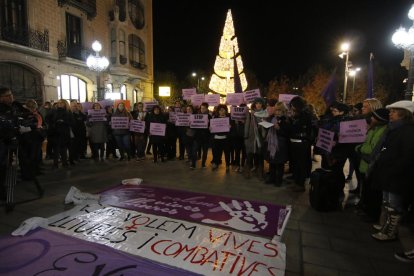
47 205 287 276
111 117 129 129
316 128 335 153
338 119 367 143
243 89 261 103
100 184 291 241
0 228 196 276
230 106 247 121
88 109 107 122
189 114 209 129
130 119 146 133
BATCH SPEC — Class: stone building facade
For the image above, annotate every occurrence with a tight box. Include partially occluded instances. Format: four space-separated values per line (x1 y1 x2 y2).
0 0 154 105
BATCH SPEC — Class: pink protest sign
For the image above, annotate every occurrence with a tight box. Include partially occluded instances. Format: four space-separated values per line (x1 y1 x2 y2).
243 88 261 103
150 123 166 136
190 94 205 106
316 128 335 153
81 102 94 112
143 101 158 112
210 117 230 133
130 119 146 133
182 88 196 100
175 113 190 126
226 93 245 106
111 117 129 129
339 119 367 143
230 106 247 121
87 109 107 122
204 94 220 106
278 94 298 105
190 114 209 128
98 99 114 109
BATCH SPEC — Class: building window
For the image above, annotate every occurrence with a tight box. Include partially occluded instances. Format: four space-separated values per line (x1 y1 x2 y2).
66 13 83 60
119 29 126 64
120 84 126 100
58 74 87 102
128 34 145 69
0 0 28 43
105 83 121 100
128 0 144 29
116 0 126 21
110 28 116 64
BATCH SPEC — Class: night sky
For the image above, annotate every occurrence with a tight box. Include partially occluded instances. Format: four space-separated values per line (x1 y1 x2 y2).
153 0 412 83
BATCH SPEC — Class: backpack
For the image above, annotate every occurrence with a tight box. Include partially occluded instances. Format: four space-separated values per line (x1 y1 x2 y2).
309 168 345 212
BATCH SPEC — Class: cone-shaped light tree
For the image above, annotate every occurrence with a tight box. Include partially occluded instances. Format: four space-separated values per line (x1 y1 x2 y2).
209 9 248 95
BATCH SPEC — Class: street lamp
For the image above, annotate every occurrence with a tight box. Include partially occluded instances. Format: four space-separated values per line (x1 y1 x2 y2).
392 4 414 101
339 42 350 103
191 72 205 93
87 40 109 100
349 67 361 95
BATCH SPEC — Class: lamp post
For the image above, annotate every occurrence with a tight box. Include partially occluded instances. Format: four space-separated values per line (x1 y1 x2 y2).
349 67 361 95
191 72 205 93
86 40 109 101
339 42 350 103
392 4 414 101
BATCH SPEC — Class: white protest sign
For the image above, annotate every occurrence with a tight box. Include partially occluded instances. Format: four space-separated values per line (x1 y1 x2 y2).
111 116 129 129
210 117 230 133
47 205 286 276
182 88 197 100
143 101 158 112
190 114 209 129
87 109 107 122
205 94 221 107
316 128 335 153
190 94 205 107
130 119 146 133
338 119 367 143
150 123 166 136
226 93 245 106
278 94 297 106
230 106 247 121
175 113 190 126
243 89 261 103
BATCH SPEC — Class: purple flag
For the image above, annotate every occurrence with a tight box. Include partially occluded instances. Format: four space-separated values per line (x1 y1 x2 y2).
233 46 243 93
367 53 374 99
321 68 338 106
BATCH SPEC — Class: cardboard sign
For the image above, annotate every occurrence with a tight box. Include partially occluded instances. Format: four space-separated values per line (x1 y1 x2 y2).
190 94 205 107
149 123 166 136
226 93 245 106
143 101 158 112
175 113 190 126
230 106 247 121
204 94 220 107
316 128 335 153
338 119 367 143
182 88 196 100
87 109 107 122
210 117 230 133
47 205 287 276
243 89 261 103
278 94 297 106
111 117 129 129
189 114 209 129
130 119 146 133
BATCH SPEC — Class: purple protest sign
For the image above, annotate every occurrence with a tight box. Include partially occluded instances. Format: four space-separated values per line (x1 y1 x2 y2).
100 184 291 240
0 228 196 276
182 88 196 100
226 93 245 106
189 114 209 128
130 119 146 133
278 94 297 105
143 101 158 112
87 109 107 122
175 113 190 126
316 128 335 153
210 117 230 133
190 94 205 107
98 99 115 109
81 102 94 112
230 106 247 121
243 89 261 103
204 94 220 107
111 117 129 129
149 123 166 136
339 119 367 143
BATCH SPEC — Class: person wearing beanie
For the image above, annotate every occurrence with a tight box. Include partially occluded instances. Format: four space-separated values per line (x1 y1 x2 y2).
369 100 414 242
355 108 389 221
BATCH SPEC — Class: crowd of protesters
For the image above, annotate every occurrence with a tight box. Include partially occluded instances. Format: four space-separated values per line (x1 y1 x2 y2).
1 85 414 262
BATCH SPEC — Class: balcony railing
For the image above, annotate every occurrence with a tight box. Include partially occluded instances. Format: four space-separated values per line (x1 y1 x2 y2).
57 40 93 61
58 0 96 19
130 60 147 70
0 25 49 52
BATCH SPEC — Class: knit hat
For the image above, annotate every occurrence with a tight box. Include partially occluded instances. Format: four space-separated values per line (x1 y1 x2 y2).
253 97 266 106
371 108 389 123
386 100 414 113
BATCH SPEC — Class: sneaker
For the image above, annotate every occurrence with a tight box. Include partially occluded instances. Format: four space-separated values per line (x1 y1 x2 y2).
394 250 414 263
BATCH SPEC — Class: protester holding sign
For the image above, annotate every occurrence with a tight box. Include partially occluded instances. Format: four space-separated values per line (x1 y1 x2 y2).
211 104 231 172
146 105 167 163
191 102 211 169
130 102 147 161
112 102 132 161
229 104 246 173
87 102 108 161
183 105 196 167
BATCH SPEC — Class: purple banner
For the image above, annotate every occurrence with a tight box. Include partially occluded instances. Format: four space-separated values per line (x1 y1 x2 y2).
0 228 198 276
100 184 291 240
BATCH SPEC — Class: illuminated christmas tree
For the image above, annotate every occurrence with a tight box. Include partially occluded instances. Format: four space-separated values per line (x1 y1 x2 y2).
209 9 248 95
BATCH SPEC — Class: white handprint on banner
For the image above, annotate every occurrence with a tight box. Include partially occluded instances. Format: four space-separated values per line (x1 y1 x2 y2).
201 200 268 232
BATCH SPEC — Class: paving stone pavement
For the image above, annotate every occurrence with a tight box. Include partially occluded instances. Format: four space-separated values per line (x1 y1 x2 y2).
1 155 413 276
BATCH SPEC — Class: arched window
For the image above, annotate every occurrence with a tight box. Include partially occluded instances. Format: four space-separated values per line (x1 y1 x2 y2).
120 84 126 100
128 34 145 69
111 28 116 64
119 29 126 64
105 83 121 100
128 0 144 29
58 74 87 102
116 0 126 22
